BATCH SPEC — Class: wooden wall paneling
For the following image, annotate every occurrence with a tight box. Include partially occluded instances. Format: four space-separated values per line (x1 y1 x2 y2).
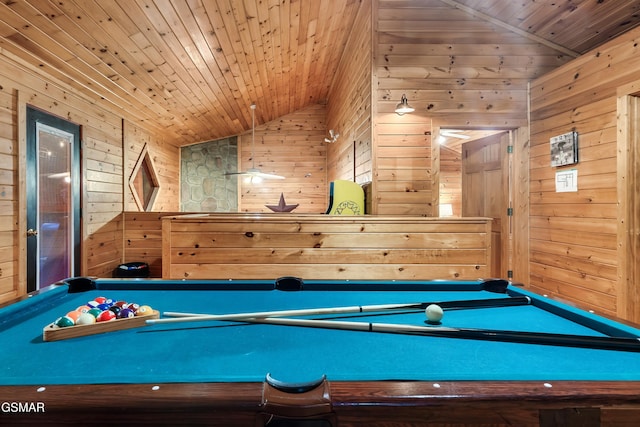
528 26 640 320
375 0 560 127
372 0 559 216
326 0 372 184
0 85 19 303
122 120 180 212
0 42 186 295
162 214 492 281
369 0 380 214
122 211 183 278
375 117 433 215
83 133 124 278
439 145 462 216
430 123 440 216
238 104 328 213
0 52 127 295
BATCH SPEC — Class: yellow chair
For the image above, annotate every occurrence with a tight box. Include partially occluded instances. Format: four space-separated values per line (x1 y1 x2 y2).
325 180 365 215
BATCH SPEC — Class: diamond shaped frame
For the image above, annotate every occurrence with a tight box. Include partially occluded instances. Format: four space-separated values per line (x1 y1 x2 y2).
129 144 159 211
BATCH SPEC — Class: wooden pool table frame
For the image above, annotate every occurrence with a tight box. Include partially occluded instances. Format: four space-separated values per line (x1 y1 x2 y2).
1 379 640 426
2 280 640 426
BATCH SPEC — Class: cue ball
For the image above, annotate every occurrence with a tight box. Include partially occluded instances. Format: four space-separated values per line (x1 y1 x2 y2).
425 304 444 323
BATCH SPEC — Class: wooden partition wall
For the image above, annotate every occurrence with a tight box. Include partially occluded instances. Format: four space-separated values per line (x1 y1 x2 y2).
160 214 492 281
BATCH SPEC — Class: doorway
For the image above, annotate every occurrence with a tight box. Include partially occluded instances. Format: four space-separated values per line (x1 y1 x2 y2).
438 129 511 278
26 107 81 291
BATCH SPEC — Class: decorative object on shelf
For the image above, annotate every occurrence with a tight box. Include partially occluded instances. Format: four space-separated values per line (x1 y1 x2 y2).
265 193 299 212
326 180 364 215
395 94 415 115
225 104 285 181
550 131 578 167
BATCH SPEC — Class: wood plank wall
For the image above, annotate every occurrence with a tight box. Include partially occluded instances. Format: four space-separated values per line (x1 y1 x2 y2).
374 0 565 125
371 0 564 216
326 0 372 184
122 211 182 278
238 104 328 213
0 70 17 302
439 145 462 216
162 214 492 281
83 132 124 278
0 49 175 303
0 50 127 300
375 115 434 215
123 121 181 212
529 26 640 321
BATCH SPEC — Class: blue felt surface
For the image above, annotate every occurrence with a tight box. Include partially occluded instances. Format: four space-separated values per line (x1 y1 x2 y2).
1 280 640 386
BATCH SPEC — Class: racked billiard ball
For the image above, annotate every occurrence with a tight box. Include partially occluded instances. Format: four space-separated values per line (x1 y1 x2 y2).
125 303 139 313
55 316 75 328
87 308 102 318
97 310 116 322
76 312 96 325
86 301 100 309
136 305 153 316
65 311 82 323
109 306 122 316
118 308 135 319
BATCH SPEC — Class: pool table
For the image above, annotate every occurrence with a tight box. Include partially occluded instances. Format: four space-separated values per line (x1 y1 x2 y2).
1 277 640 426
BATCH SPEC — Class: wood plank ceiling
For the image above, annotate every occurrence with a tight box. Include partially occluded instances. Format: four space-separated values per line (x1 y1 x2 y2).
1 0 639 145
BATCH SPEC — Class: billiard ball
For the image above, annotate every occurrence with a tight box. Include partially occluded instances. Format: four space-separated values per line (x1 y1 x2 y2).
65 311 82 323
75 305 91 313
136 305 153 316
94 296 107 304
54 316 75 328
125 303 139 313
76 312 96 325
425 304 444 323
118 308 135 319
86 301 100 309
114 301 128 308
97 310 116 322
97 303 111 311
109 306 122 316
87 308 103 318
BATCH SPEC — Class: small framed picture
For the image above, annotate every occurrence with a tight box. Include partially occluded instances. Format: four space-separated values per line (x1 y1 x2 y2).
550 131 578 167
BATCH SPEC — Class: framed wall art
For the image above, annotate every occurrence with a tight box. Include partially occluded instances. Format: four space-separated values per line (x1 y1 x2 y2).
550 131 578 167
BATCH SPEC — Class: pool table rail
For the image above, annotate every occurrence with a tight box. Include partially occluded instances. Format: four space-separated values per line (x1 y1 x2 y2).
2 380 640 426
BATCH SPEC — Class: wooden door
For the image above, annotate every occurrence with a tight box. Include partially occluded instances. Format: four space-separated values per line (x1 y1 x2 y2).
462 132 509 278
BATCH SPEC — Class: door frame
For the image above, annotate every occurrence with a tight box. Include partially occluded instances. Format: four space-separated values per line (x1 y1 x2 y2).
24 105 81 292
616 85 640 323
460 131 510 278
432 123 530 284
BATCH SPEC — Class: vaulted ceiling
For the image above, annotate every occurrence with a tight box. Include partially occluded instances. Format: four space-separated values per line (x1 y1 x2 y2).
1 0 639 145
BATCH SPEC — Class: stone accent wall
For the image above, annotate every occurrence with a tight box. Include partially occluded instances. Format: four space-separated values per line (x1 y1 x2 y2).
180 137 238 211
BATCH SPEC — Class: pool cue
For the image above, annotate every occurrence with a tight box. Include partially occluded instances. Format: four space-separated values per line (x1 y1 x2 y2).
236 316 640 353
146 296 531 325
